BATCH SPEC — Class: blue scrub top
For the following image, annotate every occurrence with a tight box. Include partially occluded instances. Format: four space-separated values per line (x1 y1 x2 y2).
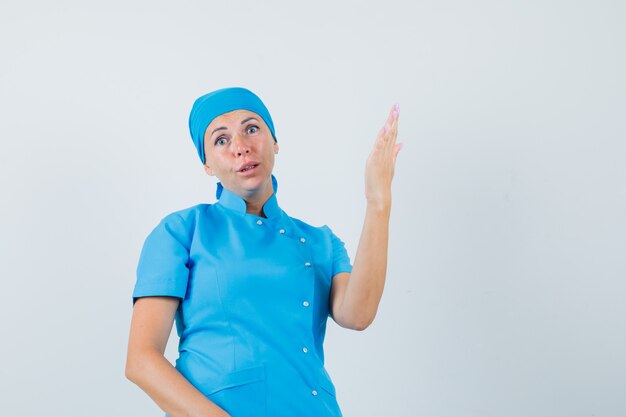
132 174 353 417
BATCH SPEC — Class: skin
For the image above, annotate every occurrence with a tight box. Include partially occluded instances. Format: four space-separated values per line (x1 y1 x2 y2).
202 109 279 217
125 104 402 416
330 103 402 330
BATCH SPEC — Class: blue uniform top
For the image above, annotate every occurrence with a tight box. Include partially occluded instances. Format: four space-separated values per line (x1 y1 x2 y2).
132 174 353 417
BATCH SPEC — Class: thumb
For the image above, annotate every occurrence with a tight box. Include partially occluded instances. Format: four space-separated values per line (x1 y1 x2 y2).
393 143 403 164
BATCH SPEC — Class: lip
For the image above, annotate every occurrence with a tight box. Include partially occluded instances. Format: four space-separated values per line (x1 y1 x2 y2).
237 161 260 173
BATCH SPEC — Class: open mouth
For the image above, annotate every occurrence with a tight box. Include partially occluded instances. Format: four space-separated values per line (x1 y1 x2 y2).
239 163 259 173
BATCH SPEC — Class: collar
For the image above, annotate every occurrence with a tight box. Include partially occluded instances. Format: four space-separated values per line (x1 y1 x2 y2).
216 174 282 219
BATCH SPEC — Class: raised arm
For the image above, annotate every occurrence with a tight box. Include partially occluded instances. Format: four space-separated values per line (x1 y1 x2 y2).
125 296 230 417
331 103 402 330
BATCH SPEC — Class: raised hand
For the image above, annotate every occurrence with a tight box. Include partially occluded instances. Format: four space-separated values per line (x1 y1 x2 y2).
364 103 402 209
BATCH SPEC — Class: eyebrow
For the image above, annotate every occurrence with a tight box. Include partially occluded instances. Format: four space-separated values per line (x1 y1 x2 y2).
211 117 259 138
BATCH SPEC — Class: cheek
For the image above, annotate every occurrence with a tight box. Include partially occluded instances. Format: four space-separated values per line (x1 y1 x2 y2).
205 153 225 171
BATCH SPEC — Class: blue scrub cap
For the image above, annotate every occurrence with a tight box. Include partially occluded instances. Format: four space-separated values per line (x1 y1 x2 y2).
188 86 278 165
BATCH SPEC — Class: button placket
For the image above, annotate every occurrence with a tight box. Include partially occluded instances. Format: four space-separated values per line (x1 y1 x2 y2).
290 230 316 387
298 233 314 269
298 235 316 309
276 223 316 378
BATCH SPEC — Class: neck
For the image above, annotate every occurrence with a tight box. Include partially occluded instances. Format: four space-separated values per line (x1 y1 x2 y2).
241 177 274 218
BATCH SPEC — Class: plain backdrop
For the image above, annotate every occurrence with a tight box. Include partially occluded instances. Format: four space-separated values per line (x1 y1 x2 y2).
1 0 625 416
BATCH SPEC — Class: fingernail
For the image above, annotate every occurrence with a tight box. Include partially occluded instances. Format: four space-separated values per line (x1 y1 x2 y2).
395 102 400 111
392 110 398 119
384 124 389 133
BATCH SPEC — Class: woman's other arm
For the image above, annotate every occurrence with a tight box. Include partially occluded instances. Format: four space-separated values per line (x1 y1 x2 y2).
125 296 230 417
331 103 402 331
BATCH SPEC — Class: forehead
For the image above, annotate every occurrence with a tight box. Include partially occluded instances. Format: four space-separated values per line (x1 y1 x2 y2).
206 109 260 130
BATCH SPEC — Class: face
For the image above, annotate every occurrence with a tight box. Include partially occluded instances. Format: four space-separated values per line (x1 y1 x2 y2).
203 109 279 199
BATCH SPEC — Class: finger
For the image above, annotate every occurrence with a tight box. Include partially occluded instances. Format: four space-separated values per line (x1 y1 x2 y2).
377 126 386 144
373 127 386 153
383 118 395 138
390 110 399 143
392 142 403 165
385 104 396 124
388 103 399 129
382 103 397 134
383 110 399 151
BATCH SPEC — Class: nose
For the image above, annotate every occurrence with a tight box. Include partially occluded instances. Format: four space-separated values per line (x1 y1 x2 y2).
231 133 250 156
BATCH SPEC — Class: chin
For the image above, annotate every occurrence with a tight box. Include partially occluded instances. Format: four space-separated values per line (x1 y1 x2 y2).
243 172 271 190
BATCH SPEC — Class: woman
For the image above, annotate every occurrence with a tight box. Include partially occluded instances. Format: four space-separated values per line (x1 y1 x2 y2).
125 87 402 417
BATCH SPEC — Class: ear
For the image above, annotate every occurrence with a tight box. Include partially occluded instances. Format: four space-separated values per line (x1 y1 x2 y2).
203 163 215 176
273 141 279 154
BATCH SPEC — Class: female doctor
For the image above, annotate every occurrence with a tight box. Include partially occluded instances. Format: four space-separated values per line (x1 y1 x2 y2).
125 87 402 417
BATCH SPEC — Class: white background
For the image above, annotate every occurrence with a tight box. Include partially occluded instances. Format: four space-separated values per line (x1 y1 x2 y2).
1 0 625 416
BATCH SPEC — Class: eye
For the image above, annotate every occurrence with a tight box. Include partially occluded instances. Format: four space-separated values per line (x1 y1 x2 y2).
215 136 227 146
247 124 259 134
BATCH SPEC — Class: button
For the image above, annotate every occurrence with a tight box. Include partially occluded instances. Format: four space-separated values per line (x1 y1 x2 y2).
312 390 318 396
302 347 308 353
279 229 285 234
302 301 310 307
300 237 306 243
305 262 311 267
256 220 263 225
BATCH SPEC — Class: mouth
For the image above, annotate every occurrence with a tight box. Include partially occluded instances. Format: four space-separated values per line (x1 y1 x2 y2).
238 162 260 174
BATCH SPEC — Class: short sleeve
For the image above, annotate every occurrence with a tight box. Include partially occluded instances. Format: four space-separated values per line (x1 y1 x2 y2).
323 225 353 277
132 213 191 306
